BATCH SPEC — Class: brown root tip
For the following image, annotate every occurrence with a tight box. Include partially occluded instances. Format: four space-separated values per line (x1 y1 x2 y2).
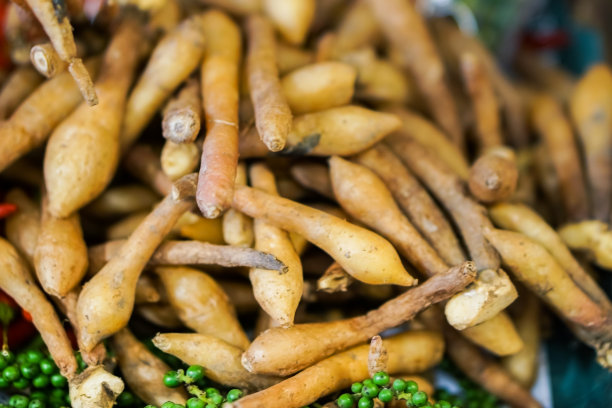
163 112 199 144
263 137 286 153
68 59 98 106
171 173 198 200
151 334 168 351
198 203 223 219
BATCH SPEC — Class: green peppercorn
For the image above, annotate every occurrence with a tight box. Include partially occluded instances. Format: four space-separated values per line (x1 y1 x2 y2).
26 351 44 365
29 392 47 403
209 393 223 405
39 359 57 375
186 398 205 408
28 400 45 408
204 405 215 408
49 390 65 400
372 372 390 386
0 377 10 388
32 374 50 388
185 365 205 382
226 389 243 402
13 378 29 389
161 402 175 408
357 397 372 408
438 401 451 408
406 380 419 395
50 374 67 388
9 395 29 408
351 382 363 393
21 364 40 379
116 392 137 407
412 391 428 406
47 397 63 408
163 371 181 388
378 388 393 403
204 388 220 397
0 356 7 370
15 354 28 366
3 365 20 382
392 378 406 392
361 384 379 399
336 393 354 408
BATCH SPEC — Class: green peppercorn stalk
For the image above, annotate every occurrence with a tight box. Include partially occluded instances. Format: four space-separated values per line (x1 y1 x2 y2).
337 371 461 408
0 303 15 351
149 365 244 408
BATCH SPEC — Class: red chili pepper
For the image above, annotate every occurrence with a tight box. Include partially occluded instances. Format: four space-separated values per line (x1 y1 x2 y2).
0 318 37 349
21 309 32 322
0 203 17 219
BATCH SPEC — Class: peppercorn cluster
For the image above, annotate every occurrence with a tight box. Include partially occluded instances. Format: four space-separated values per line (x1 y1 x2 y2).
157 365 243 408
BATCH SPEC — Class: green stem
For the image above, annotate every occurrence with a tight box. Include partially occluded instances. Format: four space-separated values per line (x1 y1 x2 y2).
177 370 195 385
186 385 211 405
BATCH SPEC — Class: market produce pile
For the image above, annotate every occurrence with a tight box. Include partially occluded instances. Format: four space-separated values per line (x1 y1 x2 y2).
0 0 611 407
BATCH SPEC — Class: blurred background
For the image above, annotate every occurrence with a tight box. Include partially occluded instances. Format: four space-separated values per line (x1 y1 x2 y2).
421 1 612 406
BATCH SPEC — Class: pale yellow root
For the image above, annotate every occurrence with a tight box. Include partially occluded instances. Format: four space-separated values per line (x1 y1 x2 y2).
570 64 612 221
196 10 242 219
249 162 303 327
232 331 444 408
155 265 250 350
120 14 207 151
4 188 41 266
490 203 612 307
0 238 78 378
152 333 280 390
263 0 315 45
162 78 201 144
0 57 101 172
0 66 43 118
232 184 417 286
44 20 145 217
222 162 254 247
239 105 401 157
530 93 589 221
339 47 414 105
34 194 88 297
246 14 293 152
111 328 188 406
502 293 541 388
85 185 158 218
76 175 196 351
365 0 463 148
485 228 610 331
385 107 469 179
460 52 503 151
280 62 356 114
559 220 612 272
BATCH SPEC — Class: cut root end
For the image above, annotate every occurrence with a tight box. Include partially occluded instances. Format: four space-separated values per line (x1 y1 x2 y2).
69 59 99 106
